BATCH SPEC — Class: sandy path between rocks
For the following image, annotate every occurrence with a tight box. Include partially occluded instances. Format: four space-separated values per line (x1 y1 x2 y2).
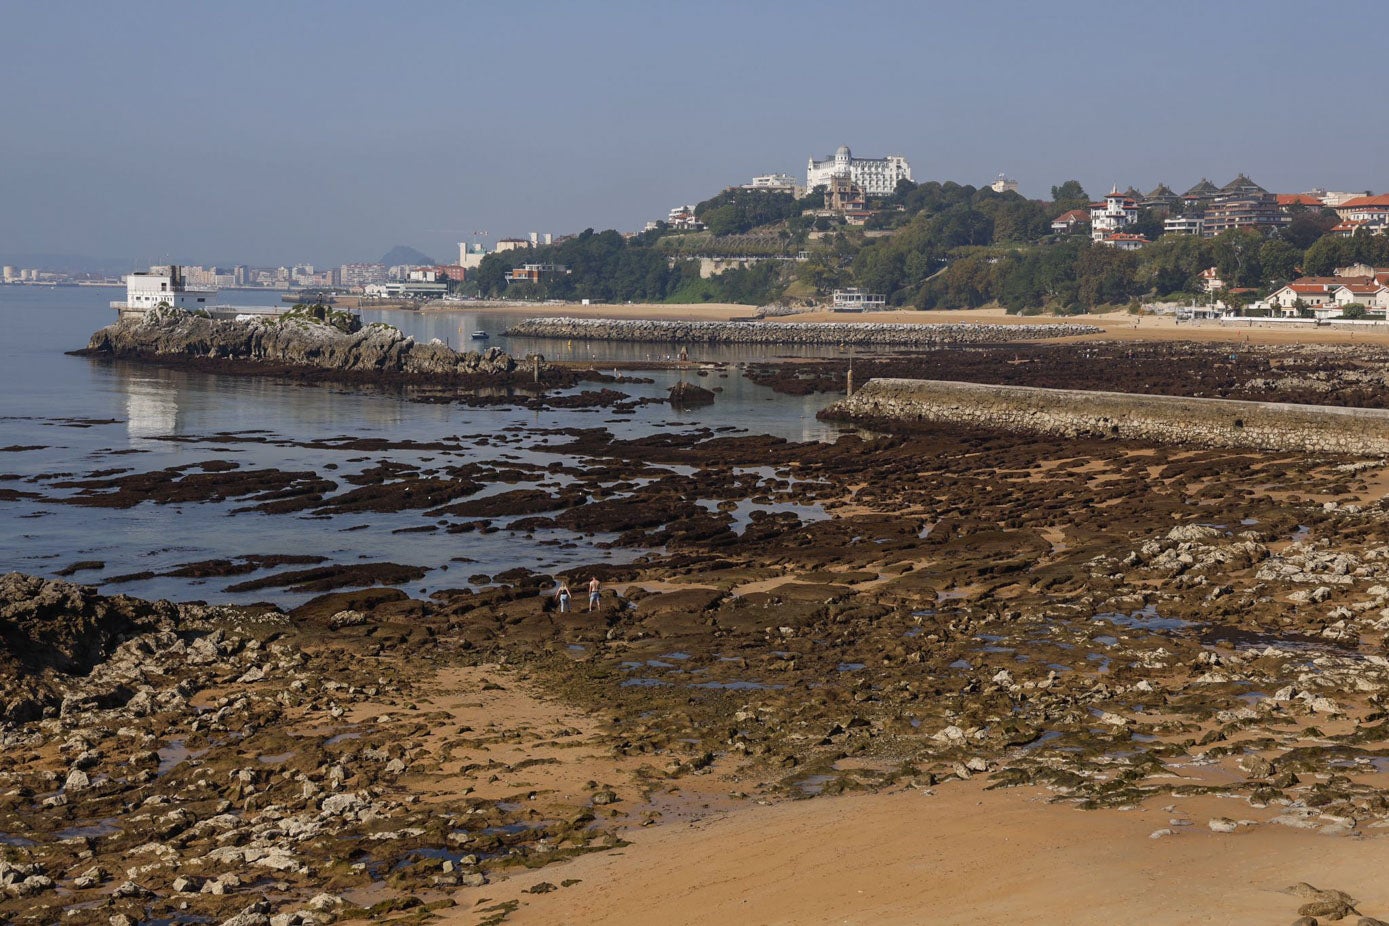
442 781 1389 925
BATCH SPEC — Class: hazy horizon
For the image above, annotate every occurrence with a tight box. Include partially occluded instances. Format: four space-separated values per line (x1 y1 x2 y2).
3 0 1386 269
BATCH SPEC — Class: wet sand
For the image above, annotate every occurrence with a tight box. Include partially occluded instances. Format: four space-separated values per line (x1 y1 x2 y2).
443 777 1389 926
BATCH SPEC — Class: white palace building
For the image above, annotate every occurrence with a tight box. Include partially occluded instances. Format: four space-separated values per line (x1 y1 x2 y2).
806 145 912 197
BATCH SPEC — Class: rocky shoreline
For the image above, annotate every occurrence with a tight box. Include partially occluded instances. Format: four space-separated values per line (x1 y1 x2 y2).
10 396 1389 922
14 331 1389 923
77 306 528 384
503 316 1101 346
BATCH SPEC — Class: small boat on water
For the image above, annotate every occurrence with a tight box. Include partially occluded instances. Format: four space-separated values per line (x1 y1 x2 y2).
471 331 490 340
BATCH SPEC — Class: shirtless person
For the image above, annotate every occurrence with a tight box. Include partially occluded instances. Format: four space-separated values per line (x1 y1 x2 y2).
588 576 601 612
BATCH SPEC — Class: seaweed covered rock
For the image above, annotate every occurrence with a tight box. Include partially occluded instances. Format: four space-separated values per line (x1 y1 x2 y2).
83 306 516 376
0 573 184 722
668 381 716 408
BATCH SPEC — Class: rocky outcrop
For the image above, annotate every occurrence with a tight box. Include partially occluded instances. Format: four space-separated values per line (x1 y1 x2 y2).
504 316 1100 346
0 573 188 721
821 377 1389 454
83 306 516 376
668 381 716 407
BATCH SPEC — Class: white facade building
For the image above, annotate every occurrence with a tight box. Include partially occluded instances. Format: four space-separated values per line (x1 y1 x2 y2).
120 266 217 312
1164 214 1204 236
832 288 887 311
744 173 801 195
989 173 1019 194
459 242 489 269
1090 188 1139 241
806 145 912 197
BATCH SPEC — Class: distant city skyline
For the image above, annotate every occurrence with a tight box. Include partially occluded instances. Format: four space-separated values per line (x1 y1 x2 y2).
2 0 1387 269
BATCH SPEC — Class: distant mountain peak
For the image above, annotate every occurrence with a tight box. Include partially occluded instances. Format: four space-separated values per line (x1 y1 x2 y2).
379 245 435 267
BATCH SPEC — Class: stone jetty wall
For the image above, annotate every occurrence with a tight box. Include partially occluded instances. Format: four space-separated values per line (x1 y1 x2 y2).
504 316 1100 346
82 305 516 376
822 378 1389 455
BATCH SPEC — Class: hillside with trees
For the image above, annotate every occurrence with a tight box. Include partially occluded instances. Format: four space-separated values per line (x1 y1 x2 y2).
471 178 1379 312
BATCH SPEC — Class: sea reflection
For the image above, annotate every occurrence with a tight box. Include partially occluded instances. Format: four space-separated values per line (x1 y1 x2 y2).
121 373 180 446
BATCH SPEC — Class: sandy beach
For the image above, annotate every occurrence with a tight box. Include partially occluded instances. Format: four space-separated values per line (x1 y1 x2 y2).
443 771 1389 926
425 300 1389 347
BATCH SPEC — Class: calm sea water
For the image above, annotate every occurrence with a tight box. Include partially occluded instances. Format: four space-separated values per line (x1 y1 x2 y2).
0 286 845 605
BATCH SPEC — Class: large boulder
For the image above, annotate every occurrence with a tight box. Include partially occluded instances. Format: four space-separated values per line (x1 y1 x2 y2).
668 381 716 408
83 307 516 377
0 573 183 722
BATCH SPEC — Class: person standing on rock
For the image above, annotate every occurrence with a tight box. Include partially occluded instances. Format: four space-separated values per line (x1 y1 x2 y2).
588 576 601 611
555 581 572 614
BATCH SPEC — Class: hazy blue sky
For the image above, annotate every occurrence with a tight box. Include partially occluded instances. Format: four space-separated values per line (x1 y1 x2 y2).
3 0 1387 268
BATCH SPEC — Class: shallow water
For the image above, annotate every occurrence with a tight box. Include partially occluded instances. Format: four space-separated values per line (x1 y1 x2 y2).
0 287 850 604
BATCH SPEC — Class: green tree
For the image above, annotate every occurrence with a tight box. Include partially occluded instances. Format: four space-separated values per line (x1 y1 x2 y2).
1075 242 1141 307
1281 208 1338 250
1258 238 1301 283
1128 209 1165 241
1136 233 1212 296
1050 180 1090 213
1303 235 1357 276
1210 229 1265 288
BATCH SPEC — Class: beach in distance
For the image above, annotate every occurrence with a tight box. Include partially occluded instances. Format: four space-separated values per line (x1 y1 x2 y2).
427 298 1389 347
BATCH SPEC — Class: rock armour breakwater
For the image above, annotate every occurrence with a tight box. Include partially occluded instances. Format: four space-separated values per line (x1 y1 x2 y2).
504 316 1101 346
823 378 1389 454
82 306 517 376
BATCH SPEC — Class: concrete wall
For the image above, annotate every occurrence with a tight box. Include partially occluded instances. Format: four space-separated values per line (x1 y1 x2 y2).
822 378 1389 455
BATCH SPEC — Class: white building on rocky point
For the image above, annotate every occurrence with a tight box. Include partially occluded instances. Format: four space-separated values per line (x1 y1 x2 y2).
119 266 217 312
806 145 912 197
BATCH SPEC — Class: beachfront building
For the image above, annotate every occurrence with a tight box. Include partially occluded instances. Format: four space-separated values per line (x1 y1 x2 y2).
505 263 569 285
832 288 887 311
364 280 449 300
1089 189 1138 241
806 145 912 197
1268 279 1349 311
120 266 217 312
1331 283 1389 315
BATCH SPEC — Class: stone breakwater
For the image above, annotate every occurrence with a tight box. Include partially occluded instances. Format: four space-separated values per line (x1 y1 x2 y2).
823 377 1389 454
504 316 1101 346
82 306 516 376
